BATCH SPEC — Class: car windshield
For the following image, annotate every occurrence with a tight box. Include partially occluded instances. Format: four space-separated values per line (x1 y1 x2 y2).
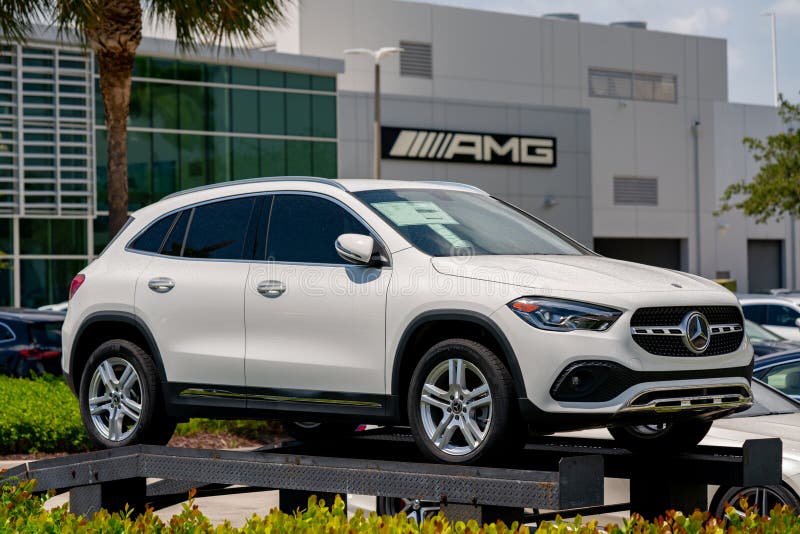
745 319 784 342
355 188 588 257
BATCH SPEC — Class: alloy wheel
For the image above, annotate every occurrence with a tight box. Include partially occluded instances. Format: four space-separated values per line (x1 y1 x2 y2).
727 487 789 518
88 357 143 442
419 358 493 456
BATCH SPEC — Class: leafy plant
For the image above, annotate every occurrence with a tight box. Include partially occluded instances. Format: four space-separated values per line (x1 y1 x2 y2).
1 476 799 533
718 95 800 223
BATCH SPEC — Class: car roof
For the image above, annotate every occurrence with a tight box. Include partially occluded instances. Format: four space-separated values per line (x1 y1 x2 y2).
754 349 800 369
0 307 66 323
160 176 487 202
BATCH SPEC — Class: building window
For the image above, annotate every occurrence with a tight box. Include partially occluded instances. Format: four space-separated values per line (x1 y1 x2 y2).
613 176 658 206
589 68 677 103
400 41 433 79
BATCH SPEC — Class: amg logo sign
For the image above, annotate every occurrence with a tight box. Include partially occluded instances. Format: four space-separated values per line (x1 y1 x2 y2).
382 127 556 167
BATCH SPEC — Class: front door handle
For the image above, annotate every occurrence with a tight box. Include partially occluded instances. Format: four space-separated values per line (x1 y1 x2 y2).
148 277 175 293
256 280 286 298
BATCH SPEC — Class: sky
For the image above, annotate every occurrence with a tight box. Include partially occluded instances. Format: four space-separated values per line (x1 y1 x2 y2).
421 0 800 106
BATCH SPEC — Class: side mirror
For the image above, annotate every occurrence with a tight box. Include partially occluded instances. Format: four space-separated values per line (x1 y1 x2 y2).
335 234 378 266
795 317 800 329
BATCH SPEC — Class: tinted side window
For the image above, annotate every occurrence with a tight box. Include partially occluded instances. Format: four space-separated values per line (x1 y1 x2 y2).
266 195 369 264
742 304 766 324
0 322 14 342
766 305 800 327
183 197 257 260
129 214 177 253
162 210 189 257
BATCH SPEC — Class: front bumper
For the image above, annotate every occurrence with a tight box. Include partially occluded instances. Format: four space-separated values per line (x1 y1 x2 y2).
491 292 754 428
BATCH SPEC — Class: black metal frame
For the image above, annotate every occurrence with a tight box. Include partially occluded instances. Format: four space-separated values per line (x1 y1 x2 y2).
1 429 782 525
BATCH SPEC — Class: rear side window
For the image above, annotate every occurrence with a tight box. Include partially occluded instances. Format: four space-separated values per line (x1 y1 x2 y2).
162 211 190 257
129 214 177 253
0 322 14 342
265 194 369 264
183 197 257 260
742 304 766 324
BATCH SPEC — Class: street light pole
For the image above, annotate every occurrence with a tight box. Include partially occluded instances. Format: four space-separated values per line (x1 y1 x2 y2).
374 62 381 180
763 12 779 107
344 47 403 179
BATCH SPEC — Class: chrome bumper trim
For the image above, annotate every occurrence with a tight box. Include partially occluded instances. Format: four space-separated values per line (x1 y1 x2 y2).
619 383 752 413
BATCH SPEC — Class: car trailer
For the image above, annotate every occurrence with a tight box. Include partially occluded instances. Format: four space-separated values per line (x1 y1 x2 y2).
1 428 783 525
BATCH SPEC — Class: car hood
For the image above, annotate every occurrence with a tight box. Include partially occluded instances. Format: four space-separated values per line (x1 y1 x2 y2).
431 255 721 294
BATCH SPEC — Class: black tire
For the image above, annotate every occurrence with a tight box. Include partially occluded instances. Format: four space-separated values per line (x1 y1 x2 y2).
79 339 177 448
609 420 712 452
407 338 518 464
283 421 360 442
711 484 800 517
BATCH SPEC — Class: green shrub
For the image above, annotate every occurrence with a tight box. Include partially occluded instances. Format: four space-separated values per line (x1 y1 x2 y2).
1 476 799 533
0 375 90 454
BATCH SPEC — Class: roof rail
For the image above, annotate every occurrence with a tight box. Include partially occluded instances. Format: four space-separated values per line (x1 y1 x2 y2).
422 181 487 194
161 176 347 201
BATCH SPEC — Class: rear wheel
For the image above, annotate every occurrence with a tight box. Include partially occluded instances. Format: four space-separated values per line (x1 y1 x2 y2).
609 420 712 451
79 339 176 448
408 339 517 464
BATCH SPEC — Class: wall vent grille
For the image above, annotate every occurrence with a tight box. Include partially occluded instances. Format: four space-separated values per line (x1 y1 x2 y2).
614 176 658 206
400 41 432 79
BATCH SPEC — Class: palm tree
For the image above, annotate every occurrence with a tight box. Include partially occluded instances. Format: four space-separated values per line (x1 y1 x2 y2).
0 0 288 235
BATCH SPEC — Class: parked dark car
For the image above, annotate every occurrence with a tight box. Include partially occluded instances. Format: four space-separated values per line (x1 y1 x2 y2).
0 308 65 377
754 350 800 401
745 319 800 357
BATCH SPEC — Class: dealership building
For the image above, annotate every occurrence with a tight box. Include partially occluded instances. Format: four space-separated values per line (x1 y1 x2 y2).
0 0 796 306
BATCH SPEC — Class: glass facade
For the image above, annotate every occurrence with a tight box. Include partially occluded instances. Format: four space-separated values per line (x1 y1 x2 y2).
0 41 339 307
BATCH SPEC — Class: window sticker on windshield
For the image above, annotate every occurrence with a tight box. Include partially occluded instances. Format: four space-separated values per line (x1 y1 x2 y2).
373 201 458 226
428 224 471 248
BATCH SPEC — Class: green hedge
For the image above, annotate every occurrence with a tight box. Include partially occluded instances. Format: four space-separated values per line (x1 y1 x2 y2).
1 477 798 533
0 375 280 454
0 375 90 454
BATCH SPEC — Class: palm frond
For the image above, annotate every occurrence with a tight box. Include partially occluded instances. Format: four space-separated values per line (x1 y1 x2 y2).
146 0 290 50
0 0 54 42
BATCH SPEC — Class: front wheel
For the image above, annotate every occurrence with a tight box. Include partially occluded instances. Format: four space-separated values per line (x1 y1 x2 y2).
407 339 518 464
609 420 712 451
79 339 176 448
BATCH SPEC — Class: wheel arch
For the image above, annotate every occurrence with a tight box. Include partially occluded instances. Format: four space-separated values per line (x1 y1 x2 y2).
69 311 167 393
391 310 527 417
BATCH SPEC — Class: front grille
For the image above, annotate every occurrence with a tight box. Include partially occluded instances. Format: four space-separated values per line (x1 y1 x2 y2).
630 306 743 327
630 305 744 357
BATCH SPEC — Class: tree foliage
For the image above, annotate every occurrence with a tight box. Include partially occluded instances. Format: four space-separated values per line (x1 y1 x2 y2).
718 95 800 223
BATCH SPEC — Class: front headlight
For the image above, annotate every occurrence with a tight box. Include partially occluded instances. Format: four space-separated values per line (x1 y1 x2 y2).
508 297 622 332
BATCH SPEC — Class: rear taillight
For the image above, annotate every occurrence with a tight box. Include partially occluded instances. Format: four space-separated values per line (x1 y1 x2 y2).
19 349 61 360
69 274 85 300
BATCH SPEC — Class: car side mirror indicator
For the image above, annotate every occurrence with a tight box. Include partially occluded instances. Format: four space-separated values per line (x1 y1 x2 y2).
335 234 379 266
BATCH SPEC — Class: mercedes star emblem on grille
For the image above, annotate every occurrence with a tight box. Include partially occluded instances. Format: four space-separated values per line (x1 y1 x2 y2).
682 312 711 354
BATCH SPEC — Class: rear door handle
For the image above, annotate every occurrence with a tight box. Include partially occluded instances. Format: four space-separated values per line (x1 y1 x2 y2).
148 277 175 293
256 280 286 298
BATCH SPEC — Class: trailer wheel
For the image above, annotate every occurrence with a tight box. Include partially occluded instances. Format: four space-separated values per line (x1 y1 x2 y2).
711 484 799 518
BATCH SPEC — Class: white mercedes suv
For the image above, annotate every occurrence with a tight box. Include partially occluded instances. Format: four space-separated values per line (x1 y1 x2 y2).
62 177 753 464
